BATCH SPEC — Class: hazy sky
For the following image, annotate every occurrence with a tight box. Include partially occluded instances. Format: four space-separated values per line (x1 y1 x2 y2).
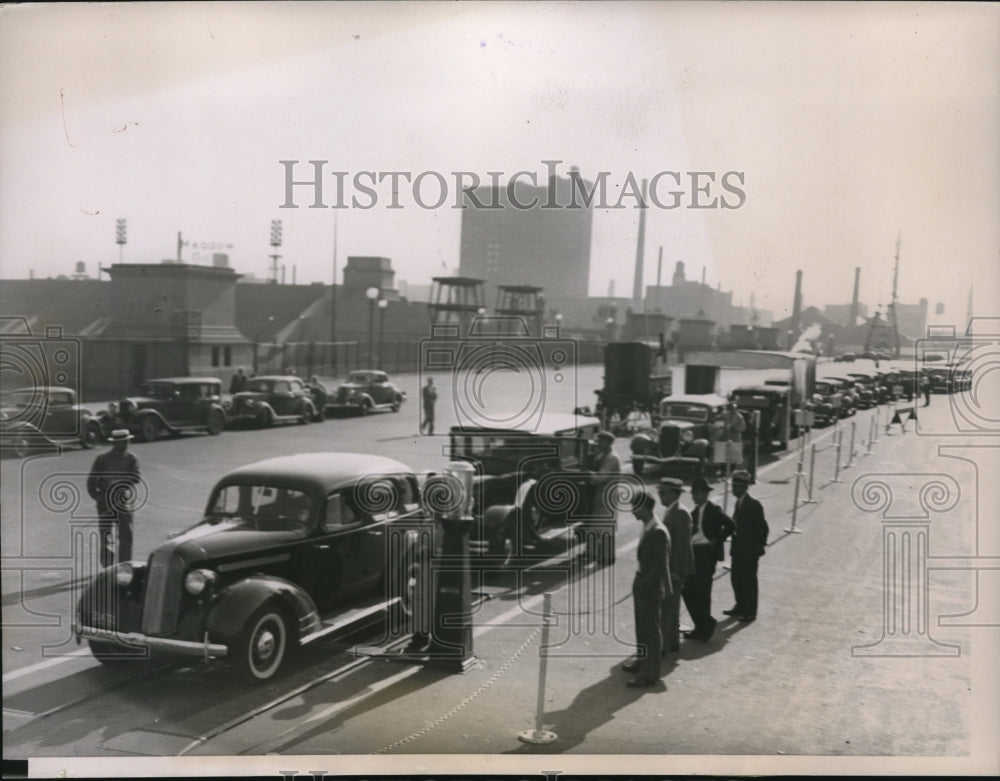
2 2 997 327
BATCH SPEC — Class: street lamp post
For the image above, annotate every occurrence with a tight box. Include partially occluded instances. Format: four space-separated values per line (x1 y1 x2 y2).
555 312 563 334
366 287 379 368
377 298 388 370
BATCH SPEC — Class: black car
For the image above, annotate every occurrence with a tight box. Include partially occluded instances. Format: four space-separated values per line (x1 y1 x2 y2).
74 453 432 682
326 370 406 415
226 375 318 427
448 412 604 565
0 386 104 457
98 377 227 442
730 385 792 451
629 393 730 476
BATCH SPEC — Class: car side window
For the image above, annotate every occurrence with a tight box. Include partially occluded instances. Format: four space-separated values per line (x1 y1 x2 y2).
274 381 290 393
323 492 359 531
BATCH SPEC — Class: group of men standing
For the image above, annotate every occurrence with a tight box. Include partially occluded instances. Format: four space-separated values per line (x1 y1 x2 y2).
623 470 769 687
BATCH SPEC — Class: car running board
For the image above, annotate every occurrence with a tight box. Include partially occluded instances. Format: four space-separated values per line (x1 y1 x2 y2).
299 595 401 646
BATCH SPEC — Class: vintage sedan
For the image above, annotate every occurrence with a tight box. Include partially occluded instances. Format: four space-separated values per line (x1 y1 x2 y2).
629 393 730 477
226 375 318 427
75 453 432 682
98 377 227 442
448 412 605 564
325 370 406 415
730 385 793 451
0 386 104 457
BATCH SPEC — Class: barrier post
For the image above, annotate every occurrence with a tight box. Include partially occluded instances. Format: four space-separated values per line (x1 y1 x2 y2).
803 444 819 503
518 593 558 744
865 416 874 456
844 421 857 469
784 458 805 534
831 428 844 483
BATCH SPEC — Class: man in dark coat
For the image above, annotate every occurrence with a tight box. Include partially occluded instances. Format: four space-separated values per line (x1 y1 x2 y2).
86 429 141 567
683 476 735 641
621 492 670 687
724 470 769 622
657 477 693 652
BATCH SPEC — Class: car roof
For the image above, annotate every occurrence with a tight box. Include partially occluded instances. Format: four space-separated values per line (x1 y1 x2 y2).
450 411 602 437
216 453 415 494
661 393 729 406
7 386 75 395
730 385 788 394
143 377 222 385
247 375 301 381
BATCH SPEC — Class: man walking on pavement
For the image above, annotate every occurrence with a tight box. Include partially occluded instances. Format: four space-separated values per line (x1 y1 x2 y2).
683 477 734 642
420 376 437 434
657 477 693 652
724 470 769 623
87 429 141 567
622 492 670 687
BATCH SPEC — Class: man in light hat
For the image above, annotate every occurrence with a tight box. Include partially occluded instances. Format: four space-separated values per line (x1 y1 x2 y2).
683 476 734 641
585 430 621 564
657 477 693 652
87 429 141 567
724 470 769 622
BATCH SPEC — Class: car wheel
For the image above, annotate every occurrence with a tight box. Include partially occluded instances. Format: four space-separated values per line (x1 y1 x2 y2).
488 525 517 568
81 421 102 449
256 409 273 428
137 417 159 443
233 605 292 683
523 495 545 540
9 433 33 459
207 409 225 435
298 402 314 424
360 399 372 416
88 639 147 665
391 396 401 412
390 547 430 635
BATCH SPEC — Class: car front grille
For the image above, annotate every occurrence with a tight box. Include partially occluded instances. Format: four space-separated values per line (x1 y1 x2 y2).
141 546 184 637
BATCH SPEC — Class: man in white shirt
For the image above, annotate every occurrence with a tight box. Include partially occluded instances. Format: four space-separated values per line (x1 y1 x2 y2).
657 477 693 653
682 476 734 641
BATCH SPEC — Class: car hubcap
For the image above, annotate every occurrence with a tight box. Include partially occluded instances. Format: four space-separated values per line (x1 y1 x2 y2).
254 626 276 663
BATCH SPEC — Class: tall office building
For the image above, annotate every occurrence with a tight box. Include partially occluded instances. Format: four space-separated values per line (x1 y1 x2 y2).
459 168 594 305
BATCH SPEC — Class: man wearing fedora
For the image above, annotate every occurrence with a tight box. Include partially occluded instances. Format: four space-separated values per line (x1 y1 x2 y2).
657 477 693 653
622 491 670 687
724 470 769 622
87 429 141 567
683 476 734 641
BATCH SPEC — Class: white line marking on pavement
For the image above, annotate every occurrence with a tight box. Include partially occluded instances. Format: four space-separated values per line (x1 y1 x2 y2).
2 647 93 684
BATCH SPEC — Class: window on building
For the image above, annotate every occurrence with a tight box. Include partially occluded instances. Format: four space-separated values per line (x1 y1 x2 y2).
224 346 232 366
211 346 220 367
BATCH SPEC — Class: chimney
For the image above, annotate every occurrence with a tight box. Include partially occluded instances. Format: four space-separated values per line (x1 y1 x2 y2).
848 266 861 327
631 178 649 309
791 269 803 338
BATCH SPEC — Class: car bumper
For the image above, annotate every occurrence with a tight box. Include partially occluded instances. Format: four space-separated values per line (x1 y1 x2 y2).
76 624 228 659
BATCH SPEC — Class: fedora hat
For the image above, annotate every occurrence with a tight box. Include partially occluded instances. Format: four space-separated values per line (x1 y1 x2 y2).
690 476 712 493
731 470 752 484
657 477 686 492
595 430 615 442
108 429 133 442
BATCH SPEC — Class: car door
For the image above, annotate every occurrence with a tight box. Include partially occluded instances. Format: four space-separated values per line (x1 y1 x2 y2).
43 390 76 437
302 491 366 610
270 380 294 415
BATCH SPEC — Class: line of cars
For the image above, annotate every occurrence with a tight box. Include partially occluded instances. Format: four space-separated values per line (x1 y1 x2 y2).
0 371 407 455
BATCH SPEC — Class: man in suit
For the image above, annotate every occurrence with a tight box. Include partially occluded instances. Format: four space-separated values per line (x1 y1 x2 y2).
682 476 735 641
86 429 141 567
585 430 622 564
622 492 670 687
657 477 694 653
724 470 769 622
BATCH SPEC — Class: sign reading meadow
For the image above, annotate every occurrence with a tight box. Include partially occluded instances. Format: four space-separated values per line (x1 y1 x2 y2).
278 160 747 211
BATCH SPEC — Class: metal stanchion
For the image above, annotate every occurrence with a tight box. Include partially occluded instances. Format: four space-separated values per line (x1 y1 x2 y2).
803 444 819 503
865 416 874 456
873 407 881 444
831 428 844 483
844 421 857 469
518 593 558 745
784 458 804 534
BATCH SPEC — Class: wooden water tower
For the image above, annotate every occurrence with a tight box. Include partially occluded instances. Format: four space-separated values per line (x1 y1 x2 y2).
495 284 544 336
429 277 486 336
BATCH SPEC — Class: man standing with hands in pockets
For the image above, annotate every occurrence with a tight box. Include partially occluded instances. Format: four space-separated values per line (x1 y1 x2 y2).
658 477 694 653
683 476 734 641
724 470 769 623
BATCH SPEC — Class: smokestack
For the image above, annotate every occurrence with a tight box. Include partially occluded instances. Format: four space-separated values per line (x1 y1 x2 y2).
631 178 649 309
791 269 803 339
656 248 663 288
848 267 861 327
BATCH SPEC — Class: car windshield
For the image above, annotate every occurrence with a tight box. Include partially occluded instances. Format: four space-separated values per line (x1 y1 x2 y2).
451 434 562 470
347 373 370 383
733 394 775 409
660 403 711 421
245 379 273 393
141 383 174 398
208 484 313 532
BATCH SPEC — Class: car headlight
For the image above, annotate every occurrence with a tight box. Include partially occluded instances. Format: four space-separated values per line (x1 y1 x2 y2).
184 568 217 595
115 563 135 587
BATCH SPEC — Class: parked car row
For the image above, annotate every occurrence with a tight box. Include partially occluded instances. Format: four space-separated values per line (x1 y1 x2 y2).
1 372 408 454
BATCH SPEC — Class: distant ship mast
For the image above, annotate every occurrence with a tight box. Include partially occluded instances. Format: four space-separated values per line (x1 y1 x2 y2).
864 233 902 358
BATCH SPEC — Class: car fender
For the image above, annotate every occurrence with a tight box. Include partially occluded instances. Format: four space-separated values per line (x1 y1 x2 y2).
630 432 653 456
206 574 320 644
354 392 375 407
75 562 147 635
483 503 516 533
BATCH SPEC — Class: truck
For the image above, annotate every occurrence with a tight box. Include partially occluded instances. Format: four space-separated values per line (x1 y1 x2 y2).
581 341 673 431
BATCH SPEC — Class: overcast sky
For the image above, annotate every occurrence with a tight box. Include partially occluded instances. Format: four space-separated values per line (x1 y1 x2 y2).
1 2 997 327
